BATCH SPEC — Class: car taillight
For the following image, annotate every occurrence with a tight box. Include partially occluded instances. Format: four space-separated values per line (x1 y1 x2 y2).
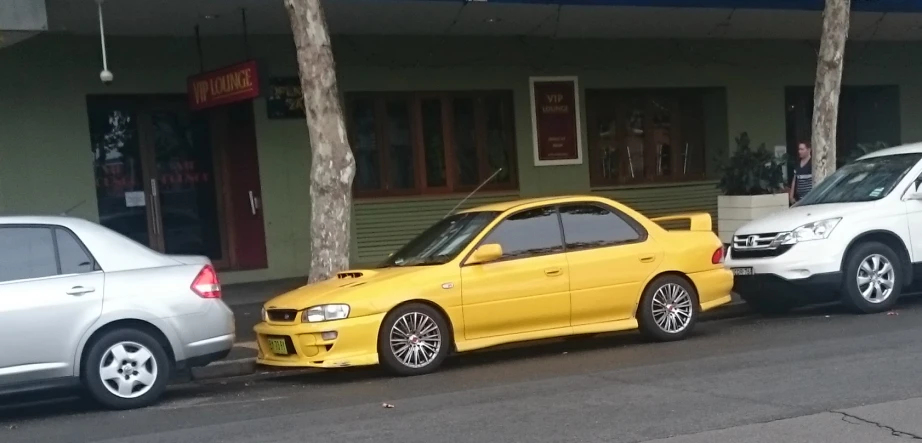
191 265 222 299
711 246 724 264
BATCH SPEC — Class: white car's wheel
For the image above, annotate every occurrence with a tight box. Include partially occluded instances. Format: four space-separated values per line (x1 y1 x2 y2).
83 328 171 410
842 241 902 314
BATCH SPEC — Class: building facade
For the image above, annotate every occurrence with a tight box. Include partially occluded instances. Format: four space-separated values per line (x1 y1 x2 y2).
1 0 920 284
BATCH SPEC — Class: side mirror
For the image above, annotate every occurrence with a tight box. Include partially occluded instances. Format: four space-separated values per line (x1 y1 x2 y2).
467 243 503 265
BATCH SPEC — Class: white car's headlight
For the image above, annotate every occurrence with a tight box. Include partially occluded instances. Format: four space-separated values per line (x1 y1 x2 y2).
302 304 350 323
778 218 841 245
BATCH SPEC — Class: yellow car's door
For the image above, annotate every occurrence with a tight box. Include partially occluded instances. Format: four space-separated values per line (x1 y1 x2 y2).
558 203 662 326
461 206 571 340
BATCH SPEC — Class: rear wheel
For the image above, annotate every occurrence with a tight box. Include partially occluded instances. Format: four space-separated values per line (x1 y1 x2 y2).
82 328 170 410
841 241 902 314
638 275 699 342
377 303 451 376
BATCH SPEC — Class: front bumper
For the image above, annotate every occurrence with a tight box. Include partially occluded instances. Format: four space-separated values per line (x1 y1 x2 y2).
725 242 845 302
732 272 842 303
253 313 385 369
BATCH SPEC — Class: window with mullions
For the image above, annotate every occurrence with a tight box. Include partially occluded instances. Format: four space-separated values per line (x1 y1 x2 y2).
586 89 707 186
346 91 518 197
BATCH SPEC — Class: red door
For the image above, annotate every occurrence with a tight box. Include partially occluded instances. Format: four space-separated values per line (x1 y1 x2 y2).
215 102 269 270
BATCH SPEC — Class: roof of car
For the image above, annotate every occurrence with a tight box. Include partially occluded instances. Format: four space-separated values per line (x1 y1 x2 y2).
0 215 97 227
861 142 922 159
461 195 602 213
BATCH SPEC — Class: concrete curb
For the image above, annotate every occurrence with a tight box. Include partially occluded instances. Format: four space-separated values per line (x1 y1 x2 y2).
190 300 753 382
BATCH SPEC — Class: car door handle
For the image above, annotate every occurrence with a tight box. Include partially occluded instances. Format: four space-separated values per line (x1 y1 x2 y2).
639 255 655 263
66 286 96 296
544 268 562 277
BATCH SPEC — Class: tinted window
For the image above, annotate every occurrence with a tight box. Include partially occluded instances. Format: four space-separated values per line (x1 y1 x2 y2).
0 227 58 283
56 229 94 274
559 204 641 251
482 206 563 260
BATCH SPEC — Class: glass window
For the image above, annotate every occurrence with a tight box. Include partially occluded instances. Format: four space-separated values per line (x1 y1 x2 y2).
386 100 415 190
0 227 58 283
350 99 381 191
56 229 94 275
559 204 642 251
381 211 499 267
482 207 563 260
346 92 517 196
797 153 922 206
453 98 479 186
421 99 447 188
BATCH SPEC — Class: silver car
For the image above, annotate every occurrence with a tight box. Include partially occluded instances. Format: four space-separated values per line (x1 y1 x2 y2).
0 216 235 409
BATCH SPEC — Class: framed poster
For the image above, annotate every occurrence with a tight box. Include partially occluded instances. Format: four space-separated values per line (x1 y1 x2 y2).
529 76 583 166
266 77 306 119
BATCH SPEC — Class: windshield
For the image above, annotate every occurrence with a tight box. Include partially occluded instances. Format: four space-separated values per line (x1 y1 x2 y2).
380 211 500 267
796 153 922 206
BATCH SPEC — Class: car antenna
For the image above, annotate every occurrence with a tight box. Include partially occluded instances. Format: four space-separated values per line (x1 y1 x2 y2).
60 199 87 216
444 168 503 218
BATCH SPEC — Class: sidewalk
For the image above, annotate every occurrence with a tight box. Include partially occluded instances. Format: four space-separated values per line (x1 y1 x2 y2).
193 278 749 381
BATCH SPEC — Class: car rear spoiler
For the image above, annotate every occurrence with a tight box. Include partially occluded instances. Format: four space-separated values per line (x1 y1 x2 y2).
649 213 713 232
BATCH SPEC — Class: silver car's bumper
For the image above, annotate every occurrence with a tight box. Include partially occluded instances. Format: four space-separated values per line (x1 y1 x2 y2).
169 300 236 367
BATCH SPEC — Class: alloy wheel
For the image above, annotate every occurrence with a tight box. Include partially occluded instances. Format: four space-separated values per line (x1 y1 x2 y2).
651 283 694 333
856 253 895 304
389 312 442 369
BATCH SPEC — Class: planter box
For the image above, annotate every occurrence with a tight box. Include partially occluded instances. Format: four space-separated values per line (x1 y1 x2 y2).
717 193 789 243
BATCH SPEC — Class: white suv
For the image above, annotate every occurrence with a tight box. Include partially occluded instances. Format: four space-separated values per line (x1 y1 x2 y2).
725 143 922 315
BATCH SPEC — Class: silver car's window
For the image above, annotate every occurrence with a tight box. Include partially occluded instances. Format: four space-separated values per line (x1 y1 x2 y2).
0 227 58 283
56 229 94 274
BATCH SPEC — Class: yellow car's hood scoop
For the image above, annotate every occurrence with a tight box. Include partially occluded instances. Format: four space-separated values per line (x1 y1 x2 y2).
266 268 417 309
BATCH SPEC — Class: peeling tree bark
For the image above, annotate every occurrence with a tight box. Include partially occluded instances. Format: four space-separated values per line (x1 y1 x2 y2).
811 0 851 184
284 0 356 283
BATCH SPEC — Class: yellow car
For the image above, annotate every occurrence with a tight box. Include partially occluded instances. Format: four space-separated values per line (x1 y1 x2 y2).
254 195 733 375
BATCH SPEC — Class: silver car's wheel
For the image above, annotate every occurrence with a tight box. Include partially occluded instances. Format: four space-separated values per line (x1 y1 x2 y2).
98 341 159 399
389 312 442 369
651 283 694 333
83 328 170 410
856 253 896 304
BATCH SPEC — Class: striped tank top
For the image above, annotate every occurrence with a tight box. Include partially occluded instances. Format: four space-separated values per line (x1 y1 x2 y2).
793 161 813 200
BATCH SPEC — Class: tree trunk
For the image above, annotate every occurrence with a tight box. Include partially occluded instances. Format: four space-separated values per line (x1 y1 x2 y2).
284 0 356 283
811 0 851 184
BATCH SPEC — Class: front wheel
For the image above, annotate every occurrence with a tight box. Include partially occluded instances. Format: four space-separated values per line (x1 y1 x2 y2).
377 303 451 376
637 275 699 342
841 241 902 314
82 328 171 410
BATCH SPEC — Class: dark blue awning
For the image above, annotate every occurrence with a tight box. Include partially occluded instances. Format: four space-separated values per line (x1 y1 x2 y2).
422 0 922 13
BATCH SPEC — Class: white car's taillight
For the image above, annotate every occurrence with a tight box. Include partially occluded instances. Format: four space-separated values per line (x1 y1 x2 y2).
191 265 222 299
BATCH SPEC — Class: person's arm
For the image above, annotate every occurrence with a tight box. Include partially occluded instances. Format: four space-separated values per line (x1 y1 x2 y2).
789 176 796 203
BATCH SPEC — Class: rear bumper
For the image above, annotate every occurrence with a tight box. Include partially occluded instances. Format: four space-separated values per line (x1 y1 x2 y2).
172 301 236 366
254 313 384 369
687 268 734 311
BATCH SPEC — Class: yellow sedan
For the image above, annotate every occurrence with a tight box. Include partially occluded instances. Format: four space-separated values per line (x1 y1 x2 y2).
254 195 733 375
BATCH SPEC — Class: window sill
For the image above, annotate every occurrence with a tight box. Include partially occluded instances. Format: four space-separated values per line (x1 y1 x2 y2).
355 189 520 204
590 179 718 192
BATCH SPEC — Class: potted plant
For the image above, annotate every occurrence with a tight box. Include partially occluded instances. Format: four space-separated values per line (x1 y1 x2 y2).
716 132 788 243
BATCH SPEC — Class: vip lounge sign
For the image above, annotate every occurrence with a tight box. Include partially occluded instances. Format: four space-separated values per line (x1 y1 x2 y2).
187 60 261 111
529 76 583 166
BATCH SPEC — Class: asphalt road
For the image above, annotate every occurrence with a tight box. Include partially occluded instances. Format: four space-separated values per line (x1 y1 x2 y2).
4 299 922 443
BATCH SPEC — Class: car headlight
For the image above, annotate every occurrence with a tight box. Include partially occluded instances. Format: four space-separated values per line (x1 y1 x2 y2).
777 218 841 245
302 304 350 323
261 307 268 322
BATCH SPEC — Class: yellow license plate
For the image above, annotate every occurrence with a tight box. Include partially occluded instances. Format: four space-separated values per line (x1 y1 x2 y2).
267 338 289 355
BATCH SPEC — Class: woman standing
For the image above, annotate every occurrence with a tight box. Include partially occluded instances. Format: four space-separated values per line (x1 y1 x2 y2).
790 142 813 205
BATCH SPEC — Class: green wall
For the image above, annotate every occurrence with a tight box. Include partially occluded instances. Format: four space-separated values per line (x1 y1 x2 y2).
2 34 921 283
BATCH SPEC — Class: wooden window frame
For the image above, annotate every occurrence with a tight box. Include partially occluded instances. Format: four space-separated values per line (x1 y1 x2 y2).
346 90 519 198
586 88 708 187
